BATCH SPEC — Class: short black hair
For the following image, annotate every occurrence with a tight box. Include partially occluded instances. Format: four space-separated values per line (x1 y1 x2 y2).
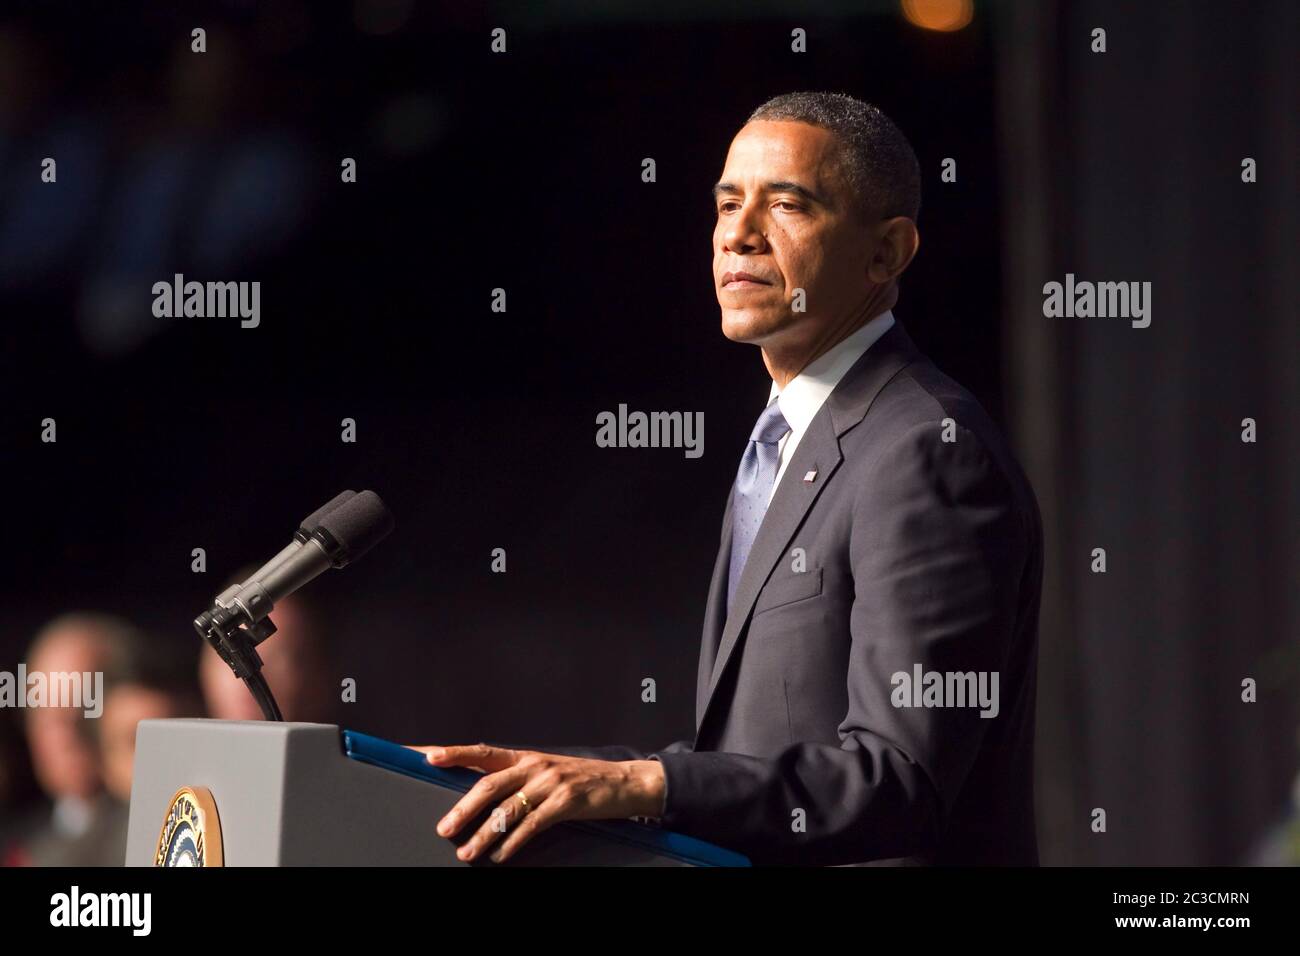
746 92 921 223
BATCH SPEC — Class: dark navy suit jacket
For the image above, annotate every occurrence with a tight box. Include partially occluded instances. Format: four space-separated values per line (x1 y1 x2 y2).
518 318 1043 865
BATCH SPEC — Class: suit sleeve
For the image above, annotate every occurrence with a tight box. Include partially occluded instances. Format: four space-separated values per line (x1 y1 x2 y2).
648 421 1030 865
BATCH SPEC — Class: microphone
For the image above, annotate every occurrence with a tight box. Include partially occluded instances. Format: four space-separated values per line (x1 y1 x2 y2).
194 490 394 720
216 490 393 630
218 490 359 608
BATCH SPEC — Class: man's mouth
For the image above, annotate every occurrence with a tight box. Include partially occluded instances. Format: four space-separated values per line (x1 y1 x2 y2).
722 271 773 289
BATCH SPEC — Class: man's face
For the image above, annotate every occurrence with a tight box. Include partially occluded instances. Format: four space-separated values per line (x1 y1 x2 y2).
24 628 110 799
712 120 877 349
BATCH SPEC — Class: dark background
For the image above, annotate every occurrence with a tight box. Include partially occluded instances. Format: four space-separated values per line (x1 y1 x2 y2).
1 0 1295 866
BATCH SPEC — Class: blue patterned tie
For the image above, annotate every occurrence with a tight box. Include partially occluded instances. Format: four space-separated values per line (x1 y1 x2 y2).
727 398 791 612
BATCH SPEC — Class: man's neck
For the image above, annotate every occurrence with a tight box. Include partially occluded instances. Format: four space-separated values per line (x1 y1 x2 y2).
762 286 898 389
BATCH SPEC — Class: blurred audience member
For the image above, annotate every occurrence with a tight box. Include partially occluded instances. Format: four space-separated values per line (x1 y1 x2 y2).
2 613 130 865
3 612 202 866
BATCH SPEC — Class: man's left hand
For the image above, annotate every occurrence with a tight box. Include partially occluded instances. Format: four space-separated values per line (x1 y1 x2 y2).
405 743 666 864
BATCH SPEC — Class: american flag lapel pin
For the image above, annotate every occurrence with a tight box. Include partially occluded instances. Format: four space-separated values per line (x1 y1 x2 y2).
803 469 818 483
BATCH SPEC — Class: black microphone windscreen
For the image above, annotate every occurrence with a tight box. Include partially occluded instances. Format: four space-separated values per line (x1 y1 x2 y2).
299 490 357 533
317 490 394 564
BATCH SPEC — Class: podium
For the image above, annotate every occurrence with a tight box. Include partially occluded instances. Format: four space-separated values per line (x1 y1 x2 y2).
125 719 748 866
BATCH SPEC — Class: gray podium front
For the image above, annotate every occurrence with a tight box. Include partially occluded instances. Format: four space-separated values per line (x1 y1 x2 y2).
125 719 748 867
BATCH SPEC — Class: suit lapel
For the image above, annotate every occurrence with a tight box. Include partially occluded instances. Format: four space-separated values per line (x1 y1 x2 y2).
695 318 924 737
697 414 842 734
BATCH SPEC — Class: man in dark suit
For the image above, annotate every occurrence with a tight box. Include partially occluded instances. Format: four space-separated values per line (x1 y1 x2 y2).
415 92 1043 866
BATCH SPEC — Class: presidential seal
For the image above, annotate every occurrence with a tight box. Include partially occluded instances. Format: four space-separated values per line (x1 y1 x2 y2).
154 786 224 867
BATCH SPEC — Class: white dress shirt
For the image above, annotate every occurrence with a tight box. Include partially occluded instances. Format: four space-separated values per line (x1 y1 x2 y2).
766 310 896 502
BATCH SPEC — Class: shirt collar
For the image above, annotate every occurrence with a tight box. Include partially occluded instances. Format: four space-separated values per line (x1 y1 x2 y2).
53 795 95 837
768 310 896 435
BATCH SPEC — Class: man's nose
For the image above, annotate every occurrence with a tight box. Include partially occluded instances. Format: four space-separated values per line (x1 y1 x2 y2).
722 202 768 254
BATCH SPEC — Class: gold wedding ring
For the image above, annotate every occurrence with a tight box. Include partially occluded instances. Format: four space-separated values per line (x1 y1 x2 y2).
514 790 531 816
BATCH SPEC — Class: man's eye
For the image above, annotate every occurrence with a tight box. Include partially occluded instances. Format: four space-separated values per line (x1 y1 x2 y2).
775 201 801 211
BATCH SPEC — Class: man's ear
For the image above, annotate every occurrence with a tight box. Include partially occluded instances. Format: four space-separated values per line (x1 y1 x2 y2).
867 217 920 284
